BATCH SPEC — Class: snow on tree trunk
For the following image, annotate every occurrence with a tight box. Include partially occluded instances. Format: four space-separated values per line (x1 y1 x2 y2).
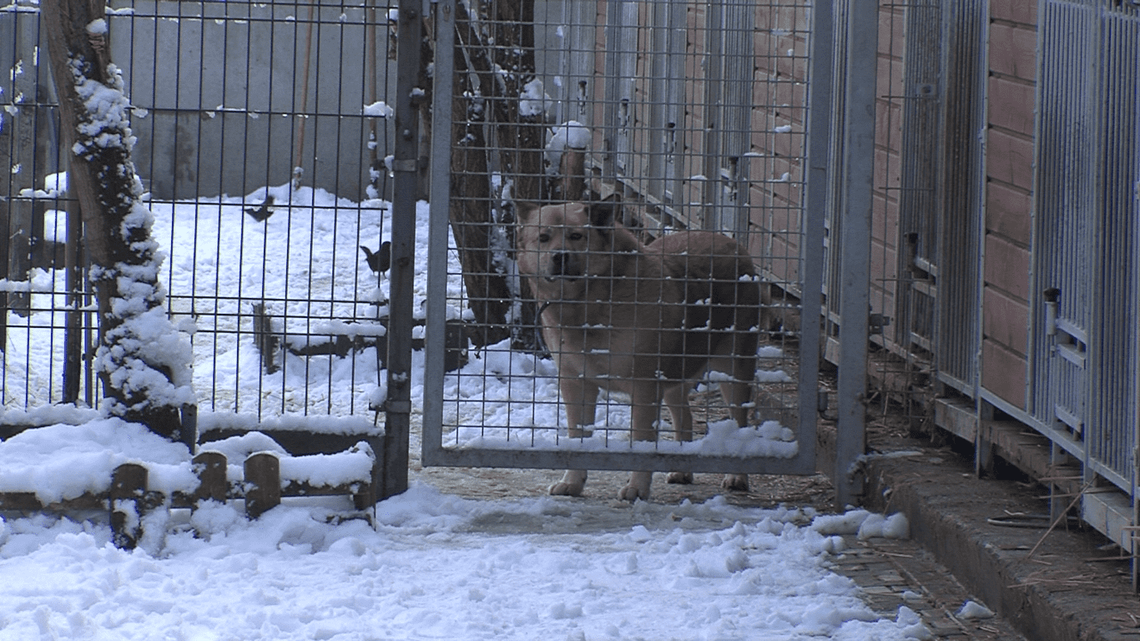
42 0 195 446
446 0 546 349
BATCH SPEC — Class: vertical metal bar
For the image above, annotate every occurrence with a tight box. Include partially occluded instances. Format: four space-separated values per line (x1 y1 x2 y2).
800 0 835 496
602 0 636 183
381 0 424 499
422 0 456 467
646 1 672 204
835 0 876 507
700 0 725 229
1130 7 1140 592
564 0 596 126
721 1 753 237
659 0 688 207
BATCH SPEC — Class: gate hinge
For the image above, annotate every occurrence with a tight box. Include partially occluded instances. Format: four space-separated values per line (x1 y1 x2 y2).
869 313 890 335
374 399 411 414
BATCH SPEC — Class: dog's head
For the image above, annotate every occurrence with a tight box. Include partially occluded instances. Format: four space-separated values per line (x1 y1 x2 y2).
516 201 623 284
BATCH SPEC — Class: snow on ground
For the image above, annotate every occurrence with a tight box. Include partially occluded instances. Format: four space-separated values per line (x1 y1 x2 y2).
0 482 925 641
0 186 927 640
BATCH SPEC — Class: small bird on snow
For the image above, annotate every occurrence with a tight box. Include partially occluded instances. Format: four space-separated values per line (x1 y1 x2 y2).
244 195 276 222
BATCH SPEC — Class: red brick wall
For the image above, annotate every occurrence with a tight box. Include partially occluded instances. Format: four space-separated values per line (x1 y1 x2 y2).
981 0 1037 410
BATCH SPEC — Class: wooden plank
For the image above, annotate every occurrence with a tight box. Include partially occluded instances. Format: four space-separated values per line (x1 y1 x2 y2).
199 429 375 458
1082 490 1133 551
980 419 1083 498
0 492 102 511
110 463 148 549
933 398 977 443
244 452 281 518
281 480 368 499
192 451 228 504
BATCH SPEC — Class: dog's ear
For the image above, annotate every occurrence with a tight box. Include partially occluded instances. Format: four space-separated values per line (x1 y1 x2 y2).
515 201 539 225
586 200 621 229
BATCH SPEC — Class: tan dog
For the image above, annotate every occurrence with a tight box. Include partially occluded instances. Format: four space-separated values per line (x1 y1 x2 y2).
516 200 761 501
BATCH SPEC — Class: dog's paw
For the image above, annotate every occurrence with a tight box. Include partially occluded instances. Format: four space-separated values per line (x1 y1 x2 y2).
618 472 652 502
666 471 694 485
721 474 750 492
550 470 588 496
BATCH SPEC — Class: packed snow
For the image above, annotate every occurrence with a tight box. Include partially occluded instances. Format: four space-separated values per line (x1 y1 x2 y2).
1 179 931 638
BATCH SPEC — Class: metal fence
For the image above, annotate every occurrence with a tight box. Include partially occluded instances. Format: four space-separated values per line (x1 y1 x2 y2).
1 0 399 421
864 0 1140 563
2 0 878 503
419 0 871 502
856 0 987 397
1030 0 1140 495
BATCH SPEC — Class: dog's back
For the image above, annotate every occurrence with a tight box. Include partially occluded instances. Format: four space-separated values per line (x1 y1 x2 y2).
650 231 761 380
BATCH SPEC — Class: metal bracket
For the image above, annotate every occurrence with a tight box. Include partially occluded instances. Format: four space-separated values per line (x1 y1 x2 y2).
869 313 891 335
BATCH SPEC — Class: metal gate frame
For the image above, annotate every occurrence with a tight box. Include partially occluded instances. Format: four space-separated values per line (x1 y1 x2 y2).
417 0 874 505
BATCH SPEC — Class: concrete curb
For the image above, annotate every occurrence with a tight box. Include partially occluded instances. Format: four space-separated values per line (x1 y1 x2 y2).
861 442 1139 641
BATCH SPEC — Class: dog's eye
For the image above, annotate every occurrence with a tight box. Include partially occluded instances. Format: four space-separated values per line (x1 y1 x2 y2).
568 232 584 241
538 233 551 243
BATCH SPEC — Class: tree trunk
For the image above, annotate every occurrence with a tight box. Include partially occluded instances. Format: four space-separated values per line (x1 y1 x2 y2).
41 0 195 447
489 0 545 203
444 0 546 349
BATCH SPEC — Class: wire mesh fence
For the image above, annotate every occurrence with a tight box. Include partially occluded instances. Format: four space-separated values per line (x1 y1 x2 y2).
1 0 400 420
4 0 866 501
421 0 831 485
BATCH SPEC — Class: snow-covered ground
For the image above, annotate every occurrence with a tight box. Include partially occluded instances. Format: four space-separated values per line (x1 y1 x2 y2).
0 477 925 641
0 184 931 640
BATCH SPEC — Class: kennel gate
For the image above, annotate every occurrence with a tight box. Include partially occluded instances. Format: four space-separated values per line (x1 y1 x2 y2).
419 0 875 504
1028 0 1140 498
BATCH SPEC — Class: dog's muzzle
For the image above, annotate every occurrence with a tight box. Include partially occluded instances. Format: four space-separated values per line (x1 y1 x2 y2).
545 252 582 281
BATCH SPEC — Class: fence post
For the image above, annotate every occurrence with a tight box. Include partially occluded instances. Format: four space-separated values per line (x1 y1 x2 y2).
244 452 281 518
192 451 228 505
798 0 834 493
834 0 877 508
379 0 424 501
110 463 148 549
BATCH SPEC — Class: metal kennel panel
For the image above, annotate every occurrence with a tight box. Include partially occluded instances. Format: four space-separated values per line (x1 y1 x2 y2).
868 0 987 398
933 0 986 395
821 0 850 351
1085 1 1140 493
422 0 868 501
1030 0 1100 453
892 0 942 356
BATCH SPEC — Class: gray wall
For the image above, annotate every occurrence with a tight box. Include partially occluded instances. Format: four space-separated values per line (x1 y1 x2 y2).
109 0 396 201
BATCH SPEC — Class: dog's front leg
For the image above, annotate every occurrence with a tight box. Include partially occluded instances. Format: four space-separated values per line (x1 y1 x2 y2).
664 384 695 485
618 389 660 502
551 469 588 496
718 369 755 492
550 377 597 497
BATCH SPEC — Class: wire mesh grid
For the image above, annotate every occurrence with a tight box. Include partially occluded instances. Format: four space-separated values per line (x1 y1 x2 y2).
1 0 400 420
424 0 820 472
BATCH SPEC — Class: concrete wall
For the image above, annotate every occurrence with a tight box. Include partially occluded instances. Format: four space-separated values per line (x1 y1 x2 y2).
108 0 396 202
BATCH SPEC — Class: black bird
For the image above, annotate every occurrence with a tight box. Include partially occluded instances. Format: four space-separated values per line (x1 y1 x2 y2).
244 195 276 222
360 241 392 275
